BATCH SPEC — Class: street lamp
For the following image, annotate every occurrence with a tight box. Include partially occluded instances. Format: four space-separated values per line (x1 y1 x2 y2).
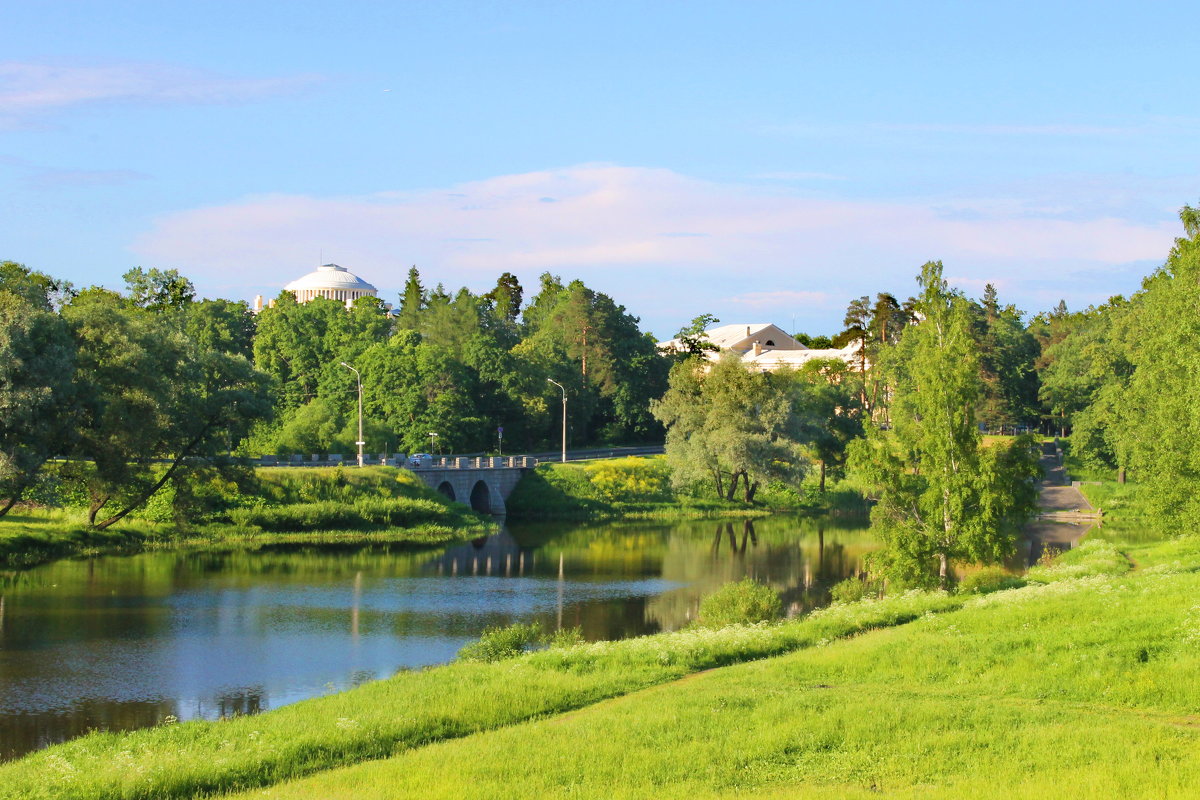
339 362 364 467
429 432 439 457
546 378 566 463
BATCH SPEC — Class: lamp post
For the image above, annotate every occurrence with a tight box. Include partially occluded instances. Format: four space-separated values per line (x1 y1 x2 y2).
429 432 439 458
546 378 566 463
339 362 364 467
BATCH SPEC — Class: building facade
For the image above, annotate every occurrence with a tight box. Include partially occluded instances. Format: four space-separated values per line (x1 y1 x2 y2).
254 263 379 312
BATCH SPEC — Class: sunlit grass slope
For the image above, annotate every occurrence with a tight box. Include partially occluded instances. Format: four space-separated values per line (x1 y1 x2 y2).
0 586 965 799
232 538 1200 800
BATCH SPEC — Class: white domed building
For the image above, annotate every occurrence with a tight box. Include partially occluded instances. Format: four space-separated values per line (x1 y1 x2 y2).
254 263 380 311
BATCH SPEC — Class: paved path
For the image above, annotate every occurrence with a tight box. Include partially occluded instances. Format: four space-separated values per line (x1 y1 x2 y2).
1022 443 1097 565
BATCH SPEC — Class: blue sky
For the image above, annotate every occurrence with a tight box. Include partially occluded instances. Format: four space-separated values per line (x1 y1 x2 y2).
2 1 1196 337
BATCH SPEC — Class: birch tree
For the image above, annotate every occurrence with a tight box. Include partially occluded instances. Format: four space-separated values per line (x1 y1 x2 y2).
850 262 1039 586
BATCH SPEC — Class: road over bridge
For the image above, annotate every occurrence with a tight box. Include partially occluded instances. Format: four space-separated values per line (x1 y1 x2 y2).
410 456 539 516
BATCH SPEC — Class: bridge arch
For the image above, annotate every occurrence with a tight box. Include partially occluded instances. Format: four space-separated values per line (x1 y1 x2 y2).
469 480 492 513
436 481 456 502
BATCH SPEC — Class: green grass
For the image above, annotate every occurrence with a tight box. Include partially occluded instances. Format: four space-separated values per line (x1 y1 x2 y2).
0 584 969 799
0 467 494 571
0 532 1153 800
219 533 1200 800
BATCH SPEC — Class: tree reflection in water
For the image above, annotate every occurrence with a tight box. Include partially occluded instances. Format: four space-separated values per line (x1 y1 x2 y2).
0 512 872 761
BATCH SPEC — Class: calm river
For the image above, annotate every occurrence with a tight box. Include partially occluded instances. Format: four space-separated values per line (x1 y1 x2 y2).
0 513 872 760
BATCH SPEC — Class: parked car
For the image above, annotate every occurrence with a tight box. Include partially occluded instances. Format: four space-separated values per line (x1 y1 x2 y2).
408 453 433 468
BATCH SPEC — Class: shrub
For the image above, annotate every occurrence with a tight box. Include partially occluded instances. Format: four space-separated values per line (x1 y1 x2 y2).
958 566 1025 595
830 577 870 603
230 497 449 532
545 626 585 649
698 579 782 628
584 458 672 502
458 622 543 662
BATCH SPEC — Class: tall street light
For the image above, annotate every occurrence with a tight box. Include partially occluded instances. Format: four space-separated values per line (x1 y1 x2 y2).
546 378 566 463
340 362 364 467
429 432 439 457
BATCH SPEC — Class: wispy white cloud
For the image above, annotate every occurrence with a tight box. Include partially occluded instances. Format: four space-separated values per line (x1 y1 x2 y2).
131 164 1179 334
0 61 321 122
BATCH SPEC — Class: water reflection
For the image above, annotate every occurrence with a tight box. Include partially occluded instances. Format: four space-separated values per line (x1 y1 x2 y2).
0 513 872 760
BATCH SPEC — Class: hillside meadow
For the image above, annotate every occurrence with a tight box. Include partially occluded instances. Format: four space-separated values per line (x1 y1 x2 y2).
1 530 1196 799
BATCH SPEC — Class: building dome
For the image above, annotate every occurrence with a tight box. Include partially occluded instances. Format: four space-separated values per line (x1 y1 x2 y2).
282 263 378 305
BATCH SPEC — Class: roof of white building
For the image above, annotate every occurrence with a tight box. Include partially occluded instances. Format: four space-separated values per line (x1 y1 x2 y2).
658 322 801 354
284 264 377 293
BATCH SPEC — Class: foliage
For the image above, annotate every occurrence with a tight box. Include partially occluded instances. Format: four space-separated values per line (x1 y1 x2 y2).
697 578 783 627
0 290 75 515
583 457 672 501
850 262 1041 586
230 497 453 532
830 576 877 603
957 566 1025 594
1038 204 1200 531
62 288 272 528
972 283 1042 429
457 622 544 662
505 459 749 519
652 354 809 503
666 312 720 357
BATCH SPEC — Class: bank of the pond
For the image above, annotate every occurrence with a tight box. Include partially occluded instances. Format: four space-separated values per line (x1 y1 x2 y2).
1 532 1178 800
0 467 495 571
506 458 867 520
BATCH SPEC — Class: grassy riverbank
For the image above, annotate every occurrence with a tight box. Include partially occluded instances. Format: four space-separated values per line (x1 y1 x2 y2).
506 457 865 520
0 467 494 571
4 531 1196 799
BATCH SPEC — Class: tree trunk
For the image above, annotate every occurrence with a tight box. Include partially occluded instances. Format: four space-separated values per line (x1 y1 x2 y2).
712 467 724 499
938 552 949 587
1117 467 1126 485
0 494 19 518
725 470 741 501
93 460 183 530
744 479 758 503
93 424 214 530
818 460 827 493
88 494 109 526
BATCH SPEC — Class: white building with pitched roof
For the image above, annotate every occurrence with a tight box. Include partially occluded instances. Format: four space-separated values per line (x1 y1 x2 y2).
659 322 861 372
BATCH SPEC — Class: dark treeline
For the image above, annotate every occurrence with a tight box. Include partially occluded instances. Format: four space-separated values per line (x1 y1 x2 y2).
0 262 666 526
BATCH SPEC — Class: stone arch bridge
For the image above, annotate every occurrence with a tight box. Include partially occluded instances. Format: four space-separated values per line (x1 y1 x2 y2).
412 456 537 516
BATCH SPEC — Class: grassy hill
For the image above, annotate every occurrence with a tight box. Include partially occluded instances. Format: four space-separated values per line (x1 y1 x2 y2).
4 530 1198 799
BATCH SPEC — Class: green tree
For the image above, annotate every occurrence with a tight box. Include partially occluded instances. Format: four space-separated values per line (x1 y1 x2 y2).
652 354 808 502
1104 204 1200 527
123 267 196 311
65 288 271 528
0 260 74 310
849 262 1039 586
396 266 426 331
486 271 523 323
0 290 76 514
668 313 720 358
787 358 863 492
